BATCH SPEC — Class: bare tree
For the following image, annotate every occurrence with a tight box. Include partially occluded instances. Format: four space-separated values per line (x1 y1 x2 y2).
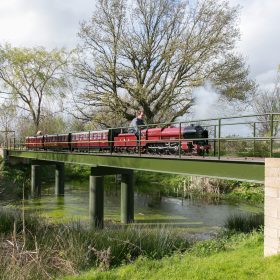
0 102 16 146
252 72 280 136
0 44 70 133
74 0 254 126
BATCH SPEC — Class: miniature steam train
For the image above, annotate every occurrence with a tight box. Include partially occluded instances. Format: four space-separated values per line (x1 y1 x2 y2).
25 125 210 155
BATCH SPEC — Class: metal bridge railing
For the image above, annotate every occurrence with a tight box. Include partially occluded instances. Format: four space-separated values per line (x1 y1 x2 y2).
6 113 280 160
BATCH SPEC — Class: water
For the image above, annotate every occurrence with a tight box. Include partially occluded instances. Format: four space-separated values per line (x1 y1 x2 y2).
14 180 263 233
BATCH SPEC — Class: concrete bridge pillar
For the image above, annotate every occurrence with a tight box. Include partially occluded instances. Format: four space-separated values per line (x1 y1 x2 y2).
89 167 104 229
264 158 280 256
121 171 134 224
31 164 41 197
89 167 134 229
55 163 65 196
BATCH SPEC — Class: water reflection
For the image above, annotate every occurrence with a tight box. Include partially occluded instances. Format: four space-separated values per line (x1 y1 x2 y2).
12 181 263 233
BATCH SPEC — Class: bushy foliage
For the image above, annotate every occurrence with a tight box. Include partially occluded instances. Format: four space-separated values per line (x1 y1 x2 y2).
64 163 90 179
0 209 190 279
0 159 30 200
221 180 264 203
224 213 264 233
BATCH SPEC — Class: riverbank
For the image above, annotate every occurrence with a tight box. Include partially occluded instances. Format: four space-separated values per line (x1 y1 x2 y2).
0 208 190 280
0 208 264 280
135 171 264 205
63 231 280 280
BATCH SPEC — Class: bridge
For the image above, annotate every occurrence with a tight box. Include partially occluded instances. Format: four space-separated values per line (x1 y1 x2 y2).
3 112 280 257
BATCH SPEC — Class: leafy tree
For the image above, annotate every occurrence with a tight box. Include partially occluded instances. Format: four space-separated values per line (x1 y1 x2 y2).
74 0 255 126
0 45 70 133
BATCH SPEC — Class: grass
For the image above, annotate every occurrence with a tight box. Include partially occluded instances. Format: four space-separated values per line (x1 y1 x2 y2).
60 213 266 280
224 213 264 233
62 231 280 280
0 208 190 280
0 207 268 280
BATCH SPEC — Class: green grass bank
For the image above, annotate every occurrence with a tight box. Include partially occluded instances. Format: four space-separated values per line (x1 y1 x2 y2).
63 231 280 280
0 207 265 280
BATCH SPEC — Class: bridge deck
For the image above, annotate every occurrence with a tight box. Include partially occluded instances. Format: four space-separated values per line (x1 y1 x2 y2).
8 150 265 183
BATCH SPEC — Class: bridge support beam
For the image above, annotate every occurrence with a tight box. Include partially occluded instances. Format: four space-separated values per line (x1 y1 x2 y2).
89 168 104 229
264 158 280 256
31 165 41 197
121 171 134 224
89 167 134 229
55 163 65 196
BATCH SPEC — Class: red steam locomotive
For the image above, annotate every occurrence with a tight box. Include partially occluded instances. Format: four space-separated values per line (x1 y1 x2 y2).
25 125 210 155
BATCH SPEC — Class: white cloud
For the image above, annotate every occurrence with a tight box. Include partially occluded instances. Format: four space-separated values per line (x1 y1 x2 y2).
0 0 93 48
255 69 277 90
234 0 280 87
0 0 278 88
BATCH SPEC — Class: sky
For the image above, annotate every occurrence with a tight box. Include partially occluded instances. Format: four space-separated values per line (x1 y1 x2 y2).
233 0 280 89
0 0 279 120
0 0 278 87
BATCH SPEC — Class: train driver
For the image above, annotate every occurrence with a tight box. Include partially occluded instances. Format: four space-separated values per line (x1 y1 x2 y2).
128 109 146 138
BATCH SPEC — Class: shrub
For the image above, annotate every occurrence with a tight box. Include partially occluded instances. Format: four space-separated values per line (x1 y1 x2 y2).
224 213 264 233
0 209 191 279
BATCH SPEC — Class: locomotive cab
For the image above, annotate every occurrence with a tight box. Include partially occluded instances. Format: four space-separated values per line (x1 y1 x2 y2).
183 125 208 144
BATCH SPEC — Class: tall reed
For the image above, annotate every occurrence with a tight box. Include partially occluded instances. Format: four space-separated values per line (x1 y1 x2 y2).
224 213 264 233
0 208 190 280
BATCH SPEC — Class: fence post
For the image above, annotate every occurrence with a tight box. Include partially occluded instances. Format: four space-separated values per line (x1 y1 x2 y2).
13 132 16 150
179 122 181 158
213 125 216 157
218 119 221 160
139 127 141 157
88 131 90 153
253 122 256 156
270 114 274 157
